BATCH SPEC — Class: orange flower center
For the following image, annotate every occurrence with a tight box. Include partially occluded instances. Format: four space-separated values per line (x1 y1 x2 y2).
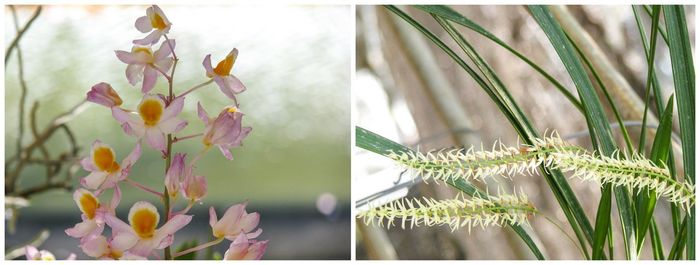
150 12 167 30
79 193 100 219
213 53 236 76
130 209 158 239
139 99 163 127
93 147 120 173
108 250 123 259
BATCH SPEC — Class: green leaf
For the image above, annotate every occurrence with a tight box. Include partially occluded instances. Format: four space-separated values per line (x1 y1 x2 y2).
413 5 584 113
636 95 674 254
632 4 683 240
637 5 661 153
386 6 596 258
527 5 635 259
592 186 612 260
649 219 665 260
663 5 694 259
355 126 546 260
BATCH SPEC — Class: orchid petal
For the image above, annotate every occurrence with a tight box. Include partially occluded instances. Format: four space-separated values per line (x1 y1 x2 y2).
145 128 166 152
134 16 152 33
142 66 158 94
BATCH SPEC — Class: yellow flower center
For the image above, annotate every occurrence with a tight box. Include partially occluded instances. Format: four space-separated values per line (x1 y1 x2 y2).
139 99 163 127
109 250 123 259
40 254 56 261
226 106 238 113
213 53 236 76
79 193 100 220
93 147 120 173
150 12 167 30
130 208 158 239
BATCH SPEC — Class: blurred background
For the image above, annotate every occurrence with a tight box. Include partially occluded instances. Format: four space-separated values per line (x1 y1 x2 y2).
5 5 350 259
355 5 694 260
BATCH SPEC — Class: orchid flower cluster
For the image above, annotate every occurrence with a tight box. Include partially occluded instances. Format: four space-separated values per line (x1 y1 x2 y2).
47 5 267 260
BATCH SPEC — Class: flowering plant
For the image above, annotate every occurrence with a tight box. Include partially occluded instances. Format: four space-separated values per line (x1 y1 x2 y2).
50 5 267 260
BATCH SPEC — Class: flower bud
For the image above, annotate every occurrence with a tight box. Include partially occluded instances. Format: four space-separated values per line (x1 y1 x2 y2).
87 82 123 108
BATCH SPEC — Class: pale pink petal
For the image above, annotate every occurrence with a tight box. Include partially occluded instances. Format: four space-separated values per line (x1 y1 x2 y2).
161 96 184 120
126 64 144 86
209 207 218 228
245 241 268 260
213 76 236 100
66 253 77 260
112 108 134 125
145 128 166 152
142 66 158 93
222 75 246 94
65 219 100 238
109 185 122 211
134 16 152 33
158 118 187 134
122 121 146 137
80 236 109 258
111 233 138 252
81 157 97 172
104 214 132 234
246 228 263 239
153 214 192 243
202 54 214 75
230 126 252 148
223 235 249 260
115 50 138 64
155 39 175 60
197 102 209 123
81 171 108 190
156 235 174 249
154 58 173 74
133 30 162 45
239 212 261 233
218 146 233 160
121 142 142 167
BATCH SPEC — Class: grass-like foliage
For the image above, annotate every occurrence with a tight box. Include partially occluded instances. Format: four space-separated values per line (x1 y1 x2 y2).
357 5 695 260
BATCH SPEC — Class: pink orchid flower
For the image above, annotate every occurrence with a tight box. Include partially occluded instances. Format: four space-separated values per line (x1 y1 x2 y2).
105 201 192 258
80 234 144 260
164 153 186 198
115 40 175 94
209 203 262 241
87 82 123 108
112 95 187 153
198 103 251 160
223 233 268 260
181 172 207 203
80 141 141 190
164 153 207 202
65 187 121 241
202 48 246 103
133 5 171 45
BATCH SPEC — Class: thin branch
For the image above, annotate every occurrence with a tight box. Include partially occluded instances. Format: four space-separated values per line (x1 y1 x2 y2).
10 6 29 167
5 5 42 66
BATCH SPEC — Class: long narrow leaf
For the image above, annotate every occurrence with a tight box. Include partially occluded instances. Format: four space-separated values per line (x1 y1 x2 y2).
663 5 695 259
385 7 598 254
414 5 584 113
528 5 636 259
